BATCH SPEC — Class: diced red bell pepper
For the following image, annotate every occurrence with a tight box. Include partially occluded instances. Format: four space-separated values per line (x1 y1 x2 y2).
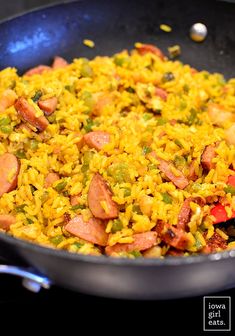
228 175 235 187
210 203 235 224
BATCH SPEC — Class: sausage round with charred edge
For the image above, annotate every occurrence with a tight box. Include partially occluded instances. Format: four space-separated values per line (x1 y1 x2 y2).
88 173 118 219
202 232 227 253
65 215 108 246
105 232 158 255
84 131 110 151
162 227 189 250
178 197 205 231
201 144 216 171
155 221 189 250
15 97 49 131
188 160 198 181
0 153 20 197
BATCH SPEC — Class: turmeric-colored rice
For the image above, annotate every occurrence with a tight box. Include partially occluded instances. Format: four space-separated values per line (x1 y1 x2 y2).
0 44 235 258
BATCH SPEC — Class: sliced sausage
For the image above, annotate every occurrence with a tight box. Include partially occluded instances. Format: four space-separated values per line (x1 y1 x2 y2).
161 226 189 250
0 214 16 230
38 97 58 116
84 131 110 151
63 212 71 224
65 215 108 246
15 97 49 131
44 172 60 188
105 232 157 255
136 44 165 60
157 156 189 189
155 87 168 101
0 89 17 112
88 173 118 219
188 160 198 181
201 144 216 170
155 221 189 250
52 56 68 69
202 231 227 253
178 197 205 230
0 153 20 197
178 199 192 231
24 65 51 77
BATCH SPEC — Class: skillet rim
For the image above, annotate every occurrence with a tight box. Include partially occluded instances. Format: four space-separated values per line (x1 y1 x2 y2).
0 0 234 268
1 231 235 267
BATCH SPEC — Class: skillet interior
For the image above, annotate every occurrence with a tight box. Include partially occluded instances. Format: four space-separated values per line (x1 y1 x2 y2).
0 0 235 78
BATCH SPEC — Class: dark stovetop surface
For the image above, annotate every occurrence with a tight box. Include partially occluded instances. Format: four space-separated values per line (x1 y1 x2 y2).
1 271 234 332
0 1 234 331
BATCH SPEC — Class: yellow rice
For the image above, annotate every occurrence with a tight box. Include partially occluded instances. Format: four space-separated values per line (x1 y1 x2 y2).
0 44 234 258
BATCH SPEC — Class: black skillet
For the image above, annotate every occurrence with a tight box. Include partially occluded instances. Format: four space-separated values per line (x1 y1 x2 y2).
0 0 235 300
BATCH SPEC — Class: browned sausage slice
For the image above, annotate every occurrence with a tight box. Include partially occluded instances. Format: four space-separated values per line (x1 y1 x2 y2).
201 144 216 170
177 197 205 231
65 215 108 246
52 56 68 69
88 173 118 219
0 153 20 197
38 97 58 116
24 65 51 76
157 156 189 189
202 232 227 253
0 89 17 112
84 131 110 151
136 44 165 60
105 232 157 255
0 214 16 230
15 98 49 131
161 226 189 250
147 152 189 189
44 172 60 188
188 160 198 181
177 199 192 231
